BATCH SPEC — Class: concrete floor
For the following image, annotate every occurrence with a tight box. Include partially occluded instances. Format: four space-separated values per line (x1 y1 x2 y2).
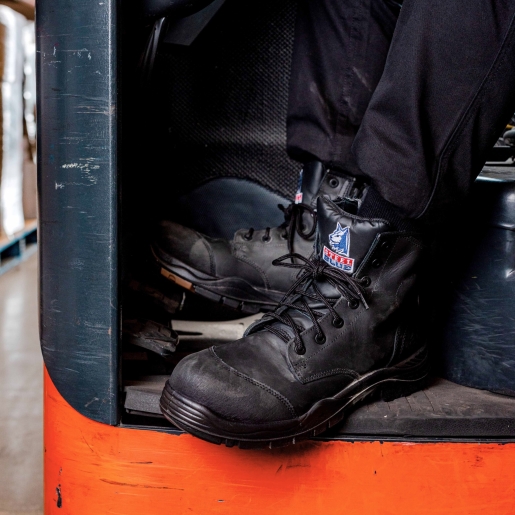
0 254 43 515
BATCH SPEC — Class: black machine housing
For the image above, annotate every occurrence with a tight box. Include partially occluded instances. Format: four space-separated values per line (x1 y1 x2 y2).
37 0 515 440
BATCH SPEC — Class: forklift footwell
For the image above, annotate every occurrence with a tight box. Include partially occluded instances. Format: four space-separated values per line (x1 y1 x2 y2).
124 375 515 439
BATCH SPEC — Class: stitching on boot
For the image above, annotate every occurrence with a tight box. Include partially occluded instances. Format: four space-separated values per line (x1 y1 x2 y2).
394 276 412 307
386 325 405 367
302 368 359 383
211 347 297 418
231 252 271 290
372 235 397 295
198 237 216 276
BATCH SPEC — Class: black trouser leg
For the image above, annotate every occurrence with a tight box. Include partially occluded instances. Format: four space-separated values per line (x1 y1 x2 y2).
286 0 402 172
352 0 515 222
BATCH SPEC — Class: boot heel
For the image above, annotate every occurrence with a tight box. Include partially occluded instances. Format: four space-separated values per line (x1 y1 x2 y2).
379 376 428 402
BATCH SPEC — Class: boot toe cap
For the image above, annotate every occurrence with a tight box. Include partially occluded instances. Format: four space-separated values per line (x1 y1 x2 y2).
153 221 213 274
169 347 296 424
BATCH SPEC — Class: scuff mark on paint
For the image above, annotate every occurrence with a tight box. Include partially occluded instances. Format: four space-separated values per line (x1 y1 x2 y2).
56 485 62 508
60 159 99 186
100 479 184 490
85 397 99 408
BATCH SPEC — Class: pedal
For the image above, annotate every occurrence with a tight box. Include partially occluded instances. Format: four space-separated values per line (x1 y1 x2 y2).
123 318 179 357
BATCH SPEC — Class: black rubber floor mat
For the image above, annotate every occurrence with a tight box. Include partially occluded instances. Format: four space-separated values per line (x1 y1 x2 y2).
337 377 515 438
125 376 169 418
123 376 515 438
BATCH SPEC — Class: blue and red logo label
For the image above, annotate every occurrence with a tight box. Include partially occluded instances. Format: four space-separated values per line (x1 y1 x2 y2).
323 247 355 272
323 222 355 272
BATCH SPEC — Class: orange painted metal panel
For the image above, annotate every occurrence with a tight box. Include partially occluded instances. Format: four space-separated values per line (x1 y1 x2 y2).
44 368 515 515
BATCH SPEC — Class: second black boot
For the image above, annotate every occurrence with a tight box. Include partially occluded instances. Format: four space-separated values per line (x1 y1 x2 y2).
151 162 359 313
160 195 429 447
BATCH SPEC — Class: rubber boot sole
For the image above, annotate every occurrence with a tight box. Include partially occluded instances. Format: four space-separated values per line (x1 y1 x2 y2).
160 346 429 449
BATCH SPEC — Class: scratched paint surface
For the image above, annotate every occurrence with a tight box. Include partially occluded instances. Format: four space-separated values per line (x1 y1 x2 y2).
44 370 515 515
37 0 118 423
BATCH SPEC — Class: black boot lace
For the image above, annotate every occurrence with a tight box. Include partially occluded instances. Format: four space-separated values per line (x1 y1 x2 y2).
261 254 369 355
278 202 317 254
242 202 317 253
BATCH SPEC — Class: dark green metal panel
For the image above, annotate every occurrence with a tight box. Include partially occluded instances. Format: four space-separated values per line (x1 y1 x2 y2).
37 0 119 424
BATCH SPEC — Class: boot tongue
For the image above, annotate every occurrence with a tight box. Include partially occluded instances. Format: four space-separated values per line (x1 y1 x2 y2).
295 161 325 206
315 196 391 275
250 196 392 341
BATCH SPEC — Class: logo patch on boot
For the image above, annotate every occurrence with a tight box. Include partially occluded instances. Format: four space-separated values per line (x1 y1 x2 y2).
329 223 350 255
324 223 355 272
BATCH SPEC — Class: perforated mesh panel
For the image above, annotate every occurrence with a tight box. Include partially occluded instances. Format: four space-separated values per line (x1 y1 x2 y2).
154 0 299 199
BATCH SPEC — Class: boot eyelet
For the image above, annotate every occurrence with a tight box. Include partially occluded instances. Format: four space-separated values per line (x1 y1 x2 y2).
243 228 255 241
348 299 359 309
381 241 391 251
361 276 371 287
262 236 271 243
329 177 340 188
295 346 306 355
315 333 326 344
372 259 382 268
332 317 344 328
280 232 288 240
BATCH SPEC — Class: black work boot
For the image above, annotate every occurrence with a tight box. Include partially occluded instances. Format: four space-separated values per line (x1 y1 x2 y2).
160 195 429 447
151 162 359 313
